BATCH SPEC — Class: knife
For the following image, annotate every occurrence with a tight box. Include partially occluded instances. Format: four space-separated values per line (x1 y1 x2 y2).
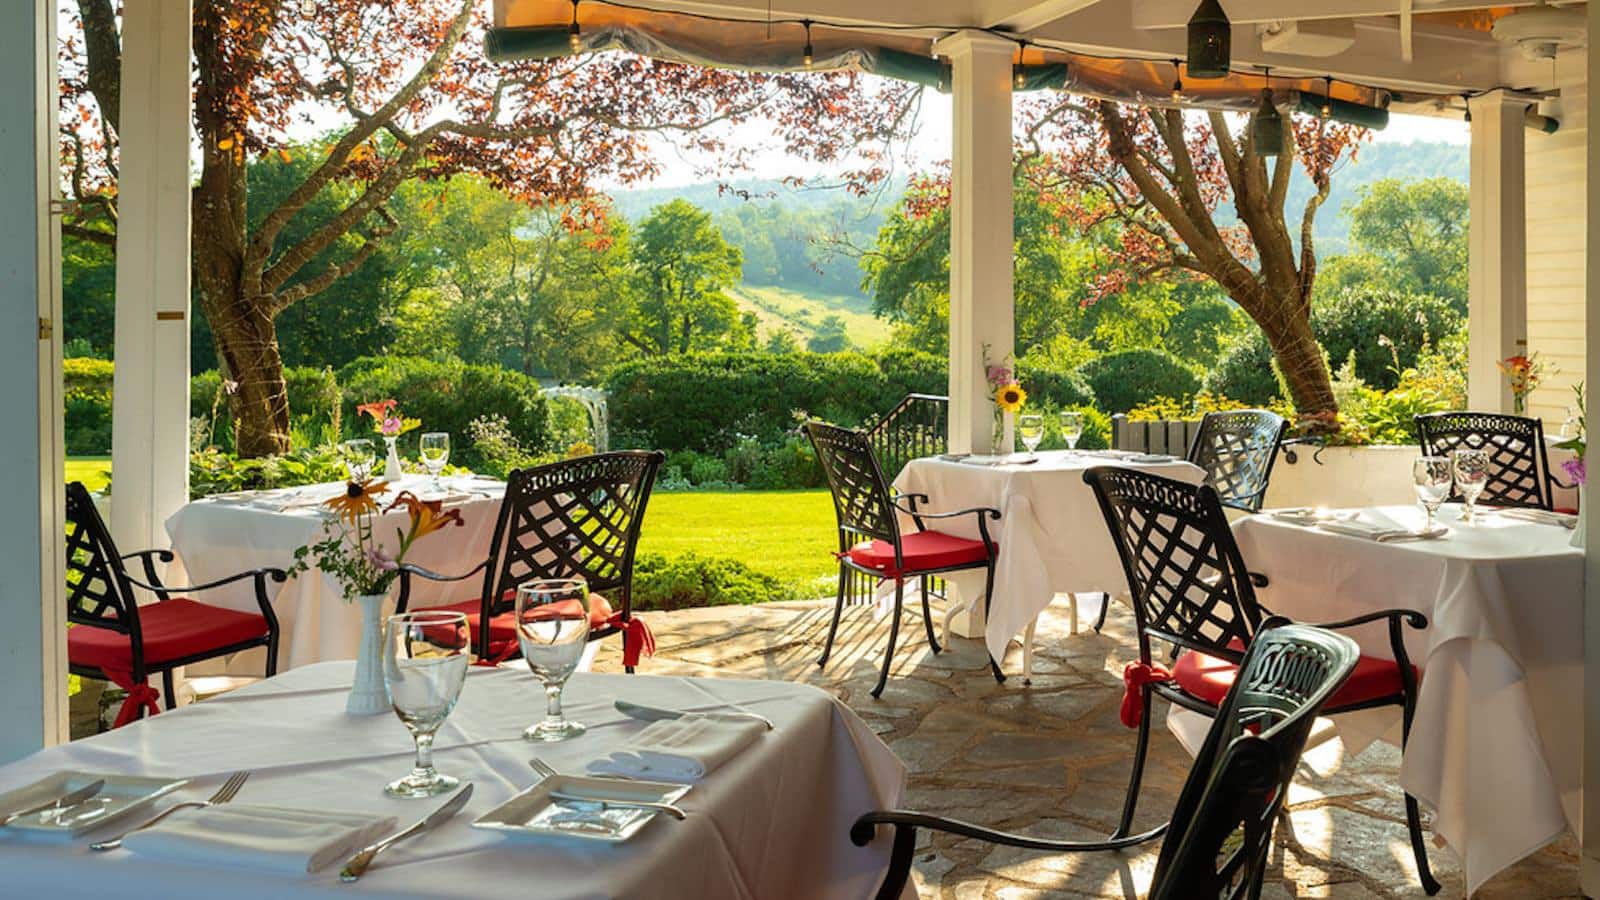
338 783 473 883
548 791 687 821
613 699 774 731
0 779 107 828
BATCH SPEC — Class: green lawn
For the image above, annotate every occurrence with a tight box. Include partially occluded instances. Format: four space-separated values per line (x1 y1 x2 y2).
638 489 838 594
728 284 893 349
66 456 112 493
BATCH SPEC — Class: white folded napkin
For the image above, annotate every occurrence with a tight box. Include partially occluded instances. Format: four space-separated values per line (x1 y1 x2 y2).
588 715 767 783
121 804 396 874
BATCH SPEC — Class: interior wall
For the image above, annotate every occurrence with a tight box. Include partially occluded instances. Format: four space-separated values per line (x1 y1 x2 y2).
1527 77 1588 427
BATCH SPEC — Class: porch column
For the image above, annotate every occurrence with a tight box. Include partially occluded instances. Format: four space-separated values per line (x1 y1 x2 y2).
0 0 67 762
1582 12 1600 892
111 0 192 553
1466 90 1529 412
936 30 1015 455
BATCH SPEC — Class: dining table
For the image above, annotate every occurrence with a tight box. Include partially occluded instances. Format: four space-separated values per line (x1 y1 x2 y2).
164 475 507 672
1231 503 1583 896
893 450 1206 676
0 662 905 899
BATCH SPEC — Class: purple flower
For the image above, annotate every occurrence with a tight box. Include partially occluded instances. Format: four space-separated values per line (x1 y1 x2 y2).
381 417 403 436
1562 457 1587 487
986 365 1012 385
366 547 398 572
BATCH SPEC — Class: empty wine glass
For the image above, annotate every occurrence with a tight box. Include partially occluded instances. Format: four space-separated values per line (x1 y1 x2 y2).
1413 455 1452 532
382 611 469 798
1018 414 1044 459
1059 411 1085 454
340 439 376 482
517 578 590 742
419 432 450 488
1452 448 1491 524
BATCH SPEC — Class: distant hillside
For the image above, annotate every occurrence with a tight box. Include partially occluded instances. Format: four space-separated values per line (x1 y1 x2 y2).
729 284 892 350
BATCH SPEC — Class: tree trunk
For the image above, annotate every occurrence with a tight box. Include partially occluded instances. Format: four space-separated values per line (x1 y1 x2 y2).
1256 299 1337 424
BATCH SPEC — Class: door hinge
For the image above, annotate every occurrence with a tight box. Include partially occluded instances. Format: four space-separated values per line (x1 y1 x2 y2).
38 317 52 340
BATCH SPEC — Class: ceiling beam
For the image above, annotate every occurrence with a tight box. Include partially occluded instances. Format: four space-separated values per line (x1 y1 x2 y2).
980 0 1106 32
528 0 980 31
1131 0 1551 31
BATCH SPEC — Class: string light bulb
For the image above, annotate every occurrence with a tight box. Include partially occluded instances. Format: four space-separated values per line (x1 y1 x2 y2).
1462 92 1472 123
1014 43 1027 89
568 0 581 52
1321 76 1333 119
802 20 814 69
1170 58 1183 103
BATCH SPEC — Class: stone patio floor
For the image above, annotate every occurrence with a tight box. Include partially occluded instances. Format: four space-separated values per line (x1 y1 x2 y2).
588 595 1581 899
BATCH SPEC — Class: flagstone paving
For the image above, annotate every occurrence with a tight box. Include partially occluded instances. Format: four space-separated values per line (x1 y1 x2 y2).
590 597 1581 900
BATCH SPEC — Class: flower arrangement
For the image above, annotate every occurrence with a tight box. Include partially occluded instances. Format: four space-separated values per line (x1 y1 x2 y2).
1497 354 1546 415
984 345 1026 413
1556 381 1586 487
292 479 465 602
357 398 421 438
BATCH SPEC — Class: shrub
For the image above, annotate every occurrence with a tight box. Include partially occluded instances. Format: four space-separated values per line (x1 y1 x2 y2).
191 366 342 452
64 358 114 454
1203 338 1281 406
1077 349 1200 414
64 357 114 394
1020 363 1094 409
631 551 790 611
188 444 348 499
465 414 556 480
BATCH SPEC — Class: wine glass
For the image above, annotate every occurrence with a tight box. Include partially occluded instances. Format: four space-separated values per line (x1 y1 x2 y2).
1451 448 1491 524
340 439 376 482
1413 455 1452 532
419 432 450 488
1018 414 1044 460
517 578 590 742
382 611 469 798
1059 411 1085 454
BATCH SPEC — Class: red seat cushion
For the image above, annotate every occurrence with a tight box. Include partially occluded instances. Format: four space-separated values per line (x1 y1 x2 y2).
68 598 270 672
427 593 616 651
846 530 993 578
1172 638 1415 711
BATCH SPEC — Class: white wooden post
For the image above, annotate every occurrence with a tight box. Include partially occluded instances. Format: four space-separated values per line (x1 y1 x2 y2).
0 0 67 763
1582 11 1600 893
111 0 193 554
1467 90 1529 413
937 30 1015 456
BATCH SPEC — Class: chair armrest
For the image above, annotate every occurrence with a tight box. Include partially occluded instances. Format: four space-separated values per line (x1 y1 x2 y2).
1248 572 1270 589
120 549 177 597
1310 608 1427 632
120 548 175 566
123 566 289 596
893 491 930 513
888 498 999 522
851 810 1164 854
398 560 489 584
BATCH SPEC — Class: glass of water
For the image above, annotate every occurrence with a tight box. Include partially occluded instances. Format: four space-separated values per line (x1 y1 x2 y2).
382 611 469 798
1059 411 1085 453
1451 448 1492 524
1018 414 1044 459
517 578 591 742
419 432 450 488
340 438 376 482
1413 455 1452 531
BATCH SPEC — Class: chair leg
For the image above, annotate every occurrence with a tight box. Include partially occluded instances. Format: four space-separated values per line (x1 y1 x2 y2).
819 563 849 668
1022 619 1036 685
984 561 1005 684
871 579 904 699
919 575 941 655
1112 688 1153 839
1399 684 1441 895
161 670 177 711
1093 591 1112 633
265 632 280 678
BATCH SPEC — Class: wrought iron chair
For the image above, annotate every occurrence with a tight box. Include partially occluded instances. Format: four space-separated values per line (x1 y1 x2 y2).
1415 411 1564 510
1083 466 1440 895
65 482 285 728
804 420 1004 698
395 451 664 671
851 621 1360 900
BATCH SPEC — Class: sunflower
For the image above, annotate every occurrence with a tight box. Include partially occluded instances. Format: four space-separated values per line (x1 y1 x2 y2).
324 479 390 526
995 382 1027 413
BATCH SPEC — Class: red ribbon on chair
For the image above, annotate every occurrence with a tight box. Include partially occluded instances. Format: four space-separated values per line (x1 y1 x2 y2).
104 668 162 728
609 614 655 668
1120 662 1173 729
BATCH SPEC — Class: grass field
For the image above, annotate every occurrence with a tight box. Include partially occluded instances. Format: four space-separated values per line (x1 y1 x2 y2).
66 456 112 493
637 489 837 594
728 284 893 349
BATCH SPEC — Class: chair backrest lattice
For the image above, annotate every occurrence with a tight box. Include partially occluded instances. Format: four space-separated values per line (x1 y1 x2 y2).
1149 623 1360 899
805 421 901 549
1415 411 1554 511
481 451 664 619
1084 467 1264 663
1186 410 1288 513
64 481 140 637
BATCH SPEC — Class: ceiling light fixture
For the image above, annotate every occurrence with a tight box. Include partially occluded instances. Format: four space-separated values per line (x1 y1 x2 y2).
1186 0 1232 79
1251 66 1283 157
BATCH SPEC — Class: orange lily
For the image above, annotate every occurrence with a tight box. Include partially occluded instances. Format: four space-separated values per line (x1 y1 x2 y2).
386 491 464 541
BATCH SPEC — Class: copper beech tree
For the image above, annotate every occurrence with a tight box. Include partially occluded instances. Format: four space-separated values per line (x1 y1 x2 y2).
60 0 917 456
1020 99 1367 427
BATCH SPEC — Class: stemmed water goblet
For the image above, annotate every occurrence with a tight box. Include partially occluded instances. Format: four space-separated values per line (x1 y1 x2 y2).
1059 411 1084 455
382 611 470 798
517 578 591 742
340 439 376 482
1412 455 1452 532
1451 448 1491 524
1018 414 1044 460
419 432 450 489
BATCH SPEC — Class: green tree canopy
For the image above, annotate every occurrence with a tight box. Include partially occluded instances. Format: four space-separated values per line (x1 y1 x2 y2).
625 199 745 356
1336 177 1468 306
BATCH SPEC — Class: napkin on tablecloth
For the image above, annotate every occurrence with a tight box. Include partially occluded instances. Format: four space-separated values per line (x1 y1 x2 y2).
588 715 767 782
121 804 396 874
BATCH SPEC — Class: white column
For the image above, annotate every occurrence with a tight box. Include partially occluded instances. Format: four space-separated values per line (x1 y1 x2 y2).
1582 13 1600 893
111 0 192 553
1467 90 1529 413
0 0 67 763
936 30 1015 455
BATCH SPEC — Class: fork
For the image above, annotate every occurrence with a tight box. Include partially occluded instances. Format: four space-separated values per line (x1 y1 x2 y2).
90 770 250 851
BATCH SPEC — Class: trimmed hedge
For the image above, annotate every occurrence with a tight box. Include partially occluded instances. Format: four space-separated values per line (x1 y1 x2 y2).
191 366 343 450
1078 349 1200 414
64 358 115 454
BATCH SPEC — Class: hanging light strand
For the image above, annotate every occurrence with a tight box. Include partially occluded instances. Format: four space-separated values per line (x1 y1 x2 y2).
1014 41 1028 89
1321 75 1334 118
1170 58 1184 103
802 19 814 69
568 0 582 52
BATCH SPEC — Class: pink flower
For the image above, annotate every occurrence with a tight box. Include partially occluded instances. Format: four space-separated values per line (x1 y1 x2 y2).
366 547 398 572
1562 457 1587 487
986 365 1012 385
381 417 403 436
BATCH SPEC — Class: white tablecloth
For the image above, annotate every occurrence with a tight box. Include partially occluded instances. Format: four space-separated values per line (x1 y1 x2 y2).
165 476 506 670
0 663 905 899
1232 504 1583 895
895 451 1205 662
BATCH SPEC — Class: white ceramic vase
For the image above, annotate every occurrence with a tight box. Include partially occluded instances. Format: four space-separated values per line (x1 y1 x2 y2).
347 592 391 716
383 436 404 482
1572 486 1587 550
1001 411 1015 457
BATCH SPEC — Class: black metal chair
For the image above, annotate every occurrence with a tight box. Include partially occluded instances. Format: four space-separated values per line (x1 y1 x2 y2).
396 451 664 671
65 481 285 728
851 620 1361 900
1187 409 1288 513
804 420 1003 698
1415 411 1565 511
1083 466 1440 895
